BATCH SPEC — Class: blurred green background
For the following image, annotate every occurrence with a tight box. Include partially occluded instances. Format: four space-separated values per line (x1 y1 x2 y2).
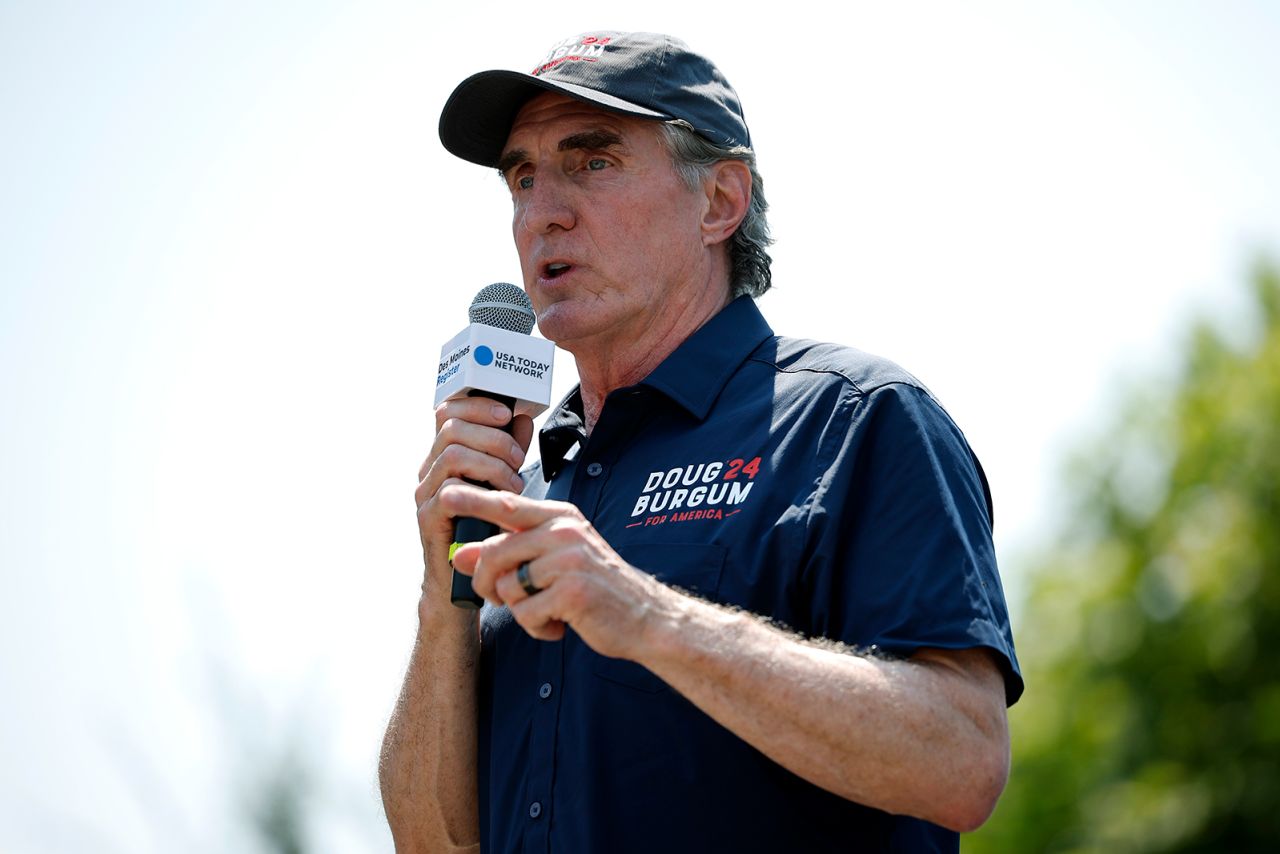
969 263 1280 851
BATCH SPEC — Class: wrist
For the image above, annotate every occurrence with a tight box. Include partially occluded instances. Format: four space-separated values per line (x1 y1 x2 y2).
633 579 743 675
417 568 481 636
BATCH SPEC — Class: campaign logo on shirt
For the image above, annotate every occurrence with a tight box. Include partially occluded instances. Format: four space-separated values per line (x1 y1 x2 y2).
626 455 762 529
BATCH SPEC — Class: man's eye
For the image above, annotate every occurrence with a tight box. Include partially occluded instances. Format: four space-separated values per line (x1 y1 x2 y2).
586 158 608 171
517 175 534 190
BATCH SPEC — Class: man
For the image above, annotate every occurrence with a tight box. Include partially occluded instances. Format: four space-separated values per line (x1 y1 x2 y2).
381 31 1022 853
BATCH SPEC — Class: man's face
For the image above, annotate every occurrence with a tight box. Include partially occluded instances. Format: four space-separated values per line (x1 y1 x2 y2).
498 92 710 354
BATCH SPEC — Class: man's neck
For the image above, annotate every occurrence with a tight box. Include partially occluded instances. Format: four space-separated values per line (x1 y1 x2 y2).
573 288 732 435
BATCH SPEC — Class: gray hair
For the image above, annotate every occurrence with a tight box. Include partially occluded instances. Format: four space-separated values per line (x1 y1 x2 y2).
659 121 774 298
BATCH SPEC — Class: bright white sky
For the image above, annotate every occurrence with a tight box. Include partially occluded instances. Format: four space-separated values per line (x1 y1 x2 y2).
3 2 1279 851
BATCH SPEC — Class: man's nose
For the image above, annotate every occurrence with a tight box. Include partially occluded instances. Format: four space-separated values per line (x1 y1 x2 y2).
518 173 576 234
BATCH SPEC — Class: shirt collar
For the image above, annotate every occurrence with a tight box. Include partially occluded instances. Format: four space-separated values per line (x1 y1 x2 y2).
640 295 774 420
537 388 587 480
536 296 774 480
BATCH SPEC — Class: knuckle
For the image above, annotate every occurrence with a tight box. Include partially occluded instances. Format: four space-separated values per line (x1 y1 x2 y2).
436 480 463 506
548 523 580 547
566 544 592 572
416 496 443 530
436 417 462 443
500 575 522 603
554 501 585 521
559 575 589 610
437 444 471 472
432 486 456 516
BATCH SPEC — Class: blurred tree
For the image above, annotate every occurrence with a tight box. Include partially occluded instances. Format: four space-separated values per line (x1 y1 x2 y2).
969 261 1280 852
243 741 311 854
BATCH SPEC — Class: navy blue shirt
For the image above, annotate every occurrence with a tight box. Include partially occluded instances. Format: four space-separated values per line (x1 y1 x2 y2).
477 296 1022 853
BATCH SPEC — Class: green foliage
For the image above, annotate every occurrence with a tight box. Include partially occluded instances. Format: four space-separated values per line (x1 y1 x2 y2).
246 743 311 854
969 261 1280 852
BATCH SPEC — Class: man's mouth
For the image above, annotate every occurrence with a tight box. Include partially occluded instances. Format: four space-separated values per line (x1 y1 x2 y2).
543 262 572 280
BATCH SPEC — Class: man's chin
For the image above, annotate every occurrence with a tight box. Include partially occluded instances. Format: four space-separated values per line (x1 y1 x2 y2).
533 305 607 354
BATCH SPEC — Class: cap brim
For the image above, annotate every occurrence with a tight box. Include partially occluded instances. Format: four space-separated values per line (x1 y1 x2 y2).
439 70 670 168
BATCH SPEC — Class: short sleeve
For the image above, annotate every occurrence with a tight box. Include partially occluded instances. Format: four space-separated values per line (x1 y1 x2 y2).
801 383 1023 704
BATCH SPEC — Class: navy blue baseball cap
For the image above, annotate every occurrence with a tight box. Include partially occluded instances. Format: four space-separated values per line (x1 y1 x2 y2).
439 31 751 168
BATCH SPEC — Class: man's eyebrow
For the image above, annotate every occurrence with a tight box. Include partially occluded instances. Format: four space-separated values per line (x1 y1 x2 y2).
496 130 627 179
496 148 528 179
557 130 625 153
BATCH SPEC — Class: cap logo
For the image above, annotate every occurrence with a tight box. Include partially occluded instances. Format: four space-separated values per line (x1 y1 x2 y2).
532 34 613 76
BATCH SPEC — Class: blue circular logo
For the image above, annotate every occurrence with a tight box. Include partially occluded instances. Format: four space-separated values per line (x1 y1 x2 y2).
474 345 494 366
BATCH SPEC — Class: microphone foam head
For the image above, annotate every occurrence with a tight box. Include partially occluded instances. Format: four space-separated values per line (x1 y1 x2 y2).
469 282 536 334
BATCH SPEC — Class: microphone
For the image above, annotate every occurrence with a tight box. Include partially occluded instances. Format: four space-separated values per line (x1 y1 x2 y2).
434 283 555 608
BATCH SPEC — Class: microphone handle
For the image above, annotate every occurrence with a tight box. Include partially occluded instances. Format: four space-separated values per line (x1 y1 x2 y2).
450 390 518 609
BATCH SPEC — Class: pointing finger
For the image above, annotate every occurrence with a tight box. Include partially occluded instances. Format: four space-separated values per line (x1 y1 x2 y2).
437 483 580 533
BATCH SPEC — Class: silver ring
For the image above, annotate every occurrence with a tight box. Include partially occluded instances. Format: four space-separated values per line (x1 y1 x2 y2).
516 562 540 596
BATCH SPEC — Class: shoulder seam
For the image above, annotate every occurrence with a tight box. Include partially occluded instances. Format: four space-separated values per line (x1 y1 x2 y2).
745 353 934 400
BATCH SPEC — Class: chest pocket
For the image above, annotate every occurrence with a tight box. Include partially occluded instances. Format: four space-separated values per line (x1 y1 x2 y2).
591 542 727 693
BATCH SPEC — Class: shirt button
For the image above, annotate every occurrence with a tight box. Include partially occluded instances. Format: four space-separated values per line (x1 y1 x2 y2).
529 801 542 819
538 682 553 699
586 462 603 477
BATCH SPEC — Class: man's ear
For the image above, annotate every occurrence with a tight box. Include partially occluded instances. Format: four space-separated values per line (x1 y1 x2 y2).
701 160 752 247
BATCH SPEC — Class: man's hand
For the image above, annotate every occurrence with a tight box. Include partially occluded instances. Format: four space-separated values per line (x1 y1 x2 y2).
413 397 533 601
441 484 1010 832
442 485 662 661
